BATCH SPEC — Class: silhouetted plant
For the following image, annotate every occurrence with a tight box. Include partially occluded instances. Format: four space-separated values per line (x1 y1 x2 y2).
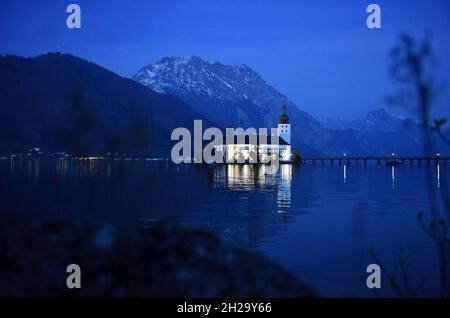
0 218 315 297
369 247 426 298
371 33 450 297
417 212 450 297
434 118 450 146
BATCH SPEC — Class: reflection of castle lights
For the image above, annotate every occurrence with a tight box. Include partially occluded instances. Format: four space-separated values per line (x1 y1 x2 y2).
242 164 250 177
215 164 292 215
225 164 255 189
281 164 292 182
277 164 292 214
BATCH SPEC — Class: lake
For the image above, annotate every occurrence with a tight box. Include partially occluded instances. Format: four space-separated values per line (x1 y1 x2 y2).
0 158 448 297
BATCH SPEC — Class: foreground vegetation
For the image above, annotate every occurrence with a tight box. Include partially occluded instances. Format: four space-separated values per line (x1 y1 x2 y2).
0 218 314 297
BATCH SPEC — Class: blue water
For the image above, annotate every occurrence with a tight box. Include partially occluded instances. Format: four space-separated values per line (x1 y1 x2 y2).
0 159 448 297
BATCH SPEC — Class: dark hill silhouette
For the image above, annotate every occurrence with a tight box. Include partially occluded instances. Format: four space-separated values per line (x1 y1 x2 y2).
0 53 208 156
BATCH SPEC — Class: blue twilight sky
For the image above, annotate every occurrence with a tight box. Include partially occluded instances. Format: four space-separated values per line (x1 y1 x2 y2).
1 0 449 120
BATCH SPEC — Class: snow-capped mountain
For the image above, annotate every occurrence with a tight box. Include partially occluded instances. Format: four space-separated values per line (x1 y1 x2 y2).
134 56 332 155
316 108 443 155
318 108 409 133
135 56 254 98
349 108 407 132
133 56 444 156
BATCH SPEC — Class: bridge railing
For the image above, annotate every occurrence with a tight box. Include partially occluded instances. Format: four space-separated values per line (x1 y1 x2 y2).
300 156 449 166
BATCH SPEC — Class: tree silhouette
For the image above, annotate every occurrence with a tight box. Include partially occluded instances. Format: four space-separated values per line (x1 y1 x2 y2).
377 33 450 297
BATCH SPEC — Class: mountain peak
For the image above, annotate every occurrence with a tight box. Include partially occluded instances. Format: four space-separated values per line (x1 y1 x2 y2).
133 55 265 98
369 107 388 114
349 108 404 132
367 107 390 117
317 108 408 133
157 55 212 65
133 55 335 154
366 107 405 121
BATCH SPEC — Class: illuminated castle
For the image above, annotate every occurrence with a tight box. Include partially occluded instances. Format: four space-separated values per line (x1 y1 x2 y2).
216 104 292 163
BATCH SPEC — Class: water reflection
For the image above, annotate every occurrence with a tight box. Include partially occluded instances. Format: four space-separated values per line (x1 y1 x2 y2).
56 159 69 177
277 165 292 214
225 164 256 190
10 158 41 182
10 159 15 177
1 159 449 297
214 164 292 214
343 164 347 184
391 166 395 189
437 164 440 189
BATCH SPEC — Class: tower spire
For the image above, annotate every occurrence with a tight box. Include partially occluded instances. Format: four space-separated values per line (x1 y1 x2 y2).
279 104 289 124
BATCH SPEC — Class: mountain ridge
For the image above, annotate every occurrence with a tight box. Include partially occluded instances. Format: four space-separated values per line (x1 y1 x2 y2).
134 55 333 155
133 55 446 156
1 53 446 157
317 108 410 132
0 53 210 155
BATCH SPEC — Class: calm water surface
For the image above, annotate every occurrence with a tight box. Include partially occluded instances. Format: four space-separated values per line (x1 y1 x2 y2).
0 159 448 297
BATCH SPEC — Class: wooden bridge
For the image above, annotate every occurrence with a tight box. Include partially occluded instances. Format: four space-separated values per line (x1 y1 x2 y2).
301 156 449 166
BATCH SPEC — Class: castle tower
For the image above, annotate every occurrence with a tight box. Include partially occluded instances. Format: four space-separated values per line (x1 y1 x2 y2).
277 104 290 145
